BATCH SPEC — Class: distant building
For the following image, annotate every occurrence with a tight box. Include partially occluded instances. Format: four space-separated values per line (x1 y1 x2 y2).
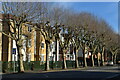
0 14 13 62
0 14 47 62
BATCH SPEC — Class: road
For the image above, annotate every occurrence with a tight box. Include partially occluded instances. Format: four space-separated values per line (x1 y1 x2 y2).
1 65 120 80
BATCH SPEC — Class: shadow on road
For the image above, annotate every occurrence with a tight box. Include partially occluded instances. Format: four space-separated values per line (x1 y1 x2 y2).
1 69 120 80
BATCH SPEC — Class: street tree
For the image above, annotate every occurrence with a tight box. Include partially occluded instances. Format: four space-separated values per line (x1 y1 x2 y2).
35 21 55 71
0 2 46 72
95 19 112 66
106 33 120 64
48 6 65 61
58 24 73 69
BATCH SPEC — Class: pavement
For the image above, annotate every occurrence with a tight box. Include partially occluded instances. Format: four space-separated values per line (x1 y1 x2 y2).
0 65 120 80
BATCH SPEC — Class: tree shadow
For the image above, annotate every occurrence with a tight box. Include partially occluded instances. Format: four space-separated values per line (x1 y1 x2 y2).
1 68 120 80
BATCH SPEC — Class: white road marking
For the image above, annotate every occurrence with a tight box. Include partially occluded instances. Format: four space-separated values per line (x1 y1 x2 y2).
81 69 120 72
43 74 49 78
105 74 120 79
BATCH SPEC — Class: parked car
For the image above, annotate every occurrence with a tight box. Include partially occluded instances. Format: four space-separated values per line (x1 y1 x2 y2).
106 61 114 66
117 60 120 64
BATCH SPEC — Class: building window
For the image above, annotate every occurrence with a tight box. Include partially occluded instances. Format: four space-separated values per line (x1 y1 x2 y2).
28 39 31 47
72 55 74 59
70 55 74 60
50 44 53 51
41 42 44 49
67 55 69 58
27 54 31 62
23 40 26 47
50 56 53 61
28 26 32 32
41 55 44 61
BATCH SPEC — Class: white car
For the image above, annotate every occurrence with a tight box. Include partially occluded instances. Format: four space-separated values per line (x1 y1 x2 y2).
106 61 114 66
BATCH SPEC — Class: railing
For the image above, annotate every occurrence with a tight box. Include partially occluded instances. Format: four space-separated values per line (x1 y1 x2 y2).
0 60 77 73
0 59 103 73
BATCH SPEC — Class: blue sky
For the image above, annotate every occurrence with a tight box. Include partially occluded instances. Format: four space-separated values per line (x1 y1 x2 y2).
0 2 118 33
53 2 118 33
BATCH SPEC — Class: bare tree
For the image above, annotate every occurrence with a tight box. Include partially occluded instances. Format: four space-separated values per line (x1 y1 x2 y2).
35 22 51 71
0 2 46 72
59 25 72 69
97 20 112 66
48 6 65 61
106 33 120 64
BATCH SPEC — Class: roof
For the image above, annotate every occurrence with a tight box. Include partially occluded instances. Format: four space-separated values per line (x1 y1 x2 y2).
0 14 13 19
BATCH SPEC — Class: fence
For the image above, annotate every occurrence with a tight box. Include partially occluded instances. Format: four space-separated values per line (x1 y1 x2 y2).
0 60 76 73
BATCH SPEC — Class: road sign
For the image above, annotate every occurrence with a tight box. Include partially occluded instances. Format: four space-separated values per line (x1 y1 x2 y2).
12 48 16 54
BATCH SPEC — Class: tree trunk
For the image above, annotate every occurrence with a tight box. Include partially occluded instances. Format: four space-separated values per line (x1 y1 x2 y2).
111 54 114 62
62 50 67 69
83 49 87 67
97 53 100 67
45 42 50 71
101 47 105 66
113 54 117 64
16 44 24 73
91 53 94 67
55 38 58 61
75 49 79 68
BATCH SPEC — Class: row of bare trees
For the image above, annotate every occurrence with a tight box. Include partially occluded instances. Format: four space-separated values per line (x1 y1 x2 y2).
0 2 120 73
